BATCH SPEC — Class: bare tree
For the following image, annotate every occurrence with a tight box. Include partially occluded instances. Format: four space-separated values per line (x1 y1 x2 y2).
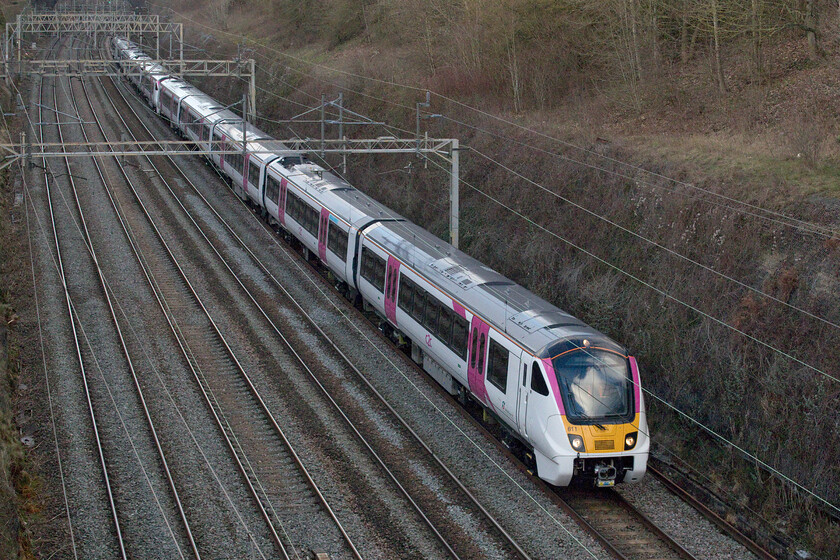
711 0 726 93
805 0 817 59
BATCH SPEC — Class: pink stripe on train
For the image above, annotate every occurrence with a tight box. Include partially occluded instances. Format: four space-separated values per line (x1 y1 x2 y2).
541 359 566 415
628 356 641 414
452 300 466 319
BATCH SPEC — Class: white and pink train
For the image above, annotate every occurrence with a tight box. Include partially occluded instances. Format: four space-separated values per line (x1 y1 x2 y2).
112 36 649 487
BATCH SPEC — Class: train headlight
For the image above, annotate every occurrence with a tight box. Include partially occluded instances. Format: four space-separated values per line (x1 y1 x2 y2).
568 434 585 452
624 432 638 450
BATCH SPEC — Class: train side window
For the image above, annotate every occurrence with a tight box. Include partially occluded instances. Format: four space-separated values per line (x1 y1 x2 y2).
438 307 453 346
287 192 304 224
412 289 425 321
431 298 441 332
423 300 438 333
300 202 318 237
327 222 348 261
487 339 508 392
469 329 478 369
478 333 486 373
398 276 414 312
361 247 373 285
522 364 527 386
391 269 399 302
385 267 394 298
361 247 386 292
265 176 280 204
248 161 260 187
389 268 398 300
531 363 549 396
452 316 468 360
373 253 386 292
420 293 432 326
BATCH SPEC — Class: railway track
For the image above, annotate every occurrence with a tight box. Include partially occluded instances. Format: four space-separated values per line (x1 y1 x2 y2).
35 36 200 559
97 32 777 560
96 47 701 560
67 38 362 560
24 27 769 560
555 487 697 560
83 37 539 559
35 38 128 560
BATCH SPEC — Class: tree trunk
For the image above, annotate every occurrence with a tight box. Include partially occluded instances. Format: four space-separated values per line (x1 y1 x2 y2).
751 0 763 78
805 0 817 59
506 31 522 112
651 5 660 68
629 0 642 83
680 2 689 64
712 0 726 94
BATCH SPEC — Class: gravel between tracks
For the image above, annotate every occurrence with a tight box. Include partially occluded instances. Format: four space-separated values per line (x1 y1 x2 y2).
17 33 763 560
120 75 761 560
105 71 616 560
615 476 756 560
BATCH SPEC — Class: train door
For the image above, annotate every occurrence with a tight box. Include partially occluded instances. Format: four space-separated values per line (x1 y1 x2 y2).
523 360 553 452
243 154 251 197
467 318 491 404
517 361 531 438
384 256 400 324
278 178 288 226
318 209 329 262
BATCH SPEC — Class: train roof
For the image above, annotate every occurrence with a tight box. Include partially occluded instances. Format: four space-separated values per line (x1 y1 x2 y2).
281 164 403 231
159 77 199 98
381 220 618 355
281 166 618 355
213 117 274 145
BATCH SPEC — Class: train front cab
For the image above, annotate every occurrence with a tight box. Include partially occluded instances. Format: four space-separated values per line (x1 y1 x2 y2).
523 345 648 487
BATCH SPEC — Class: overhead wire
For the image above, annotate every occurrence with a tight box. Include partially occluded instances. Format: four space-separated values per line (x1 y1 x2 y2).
433 113 839 239
216 54 840 384
155 0 840 241
241 63 840 514
114 33 609 556
411 148 839 513
413 140 840 383
464 146 840 331
23 56 186 558
123 11 840 514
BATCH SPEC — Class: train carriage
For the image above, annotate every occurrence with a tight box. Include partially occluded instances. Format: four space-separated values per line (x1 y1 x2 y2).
175 92 224 152
355 218 649 486
157 78 201 125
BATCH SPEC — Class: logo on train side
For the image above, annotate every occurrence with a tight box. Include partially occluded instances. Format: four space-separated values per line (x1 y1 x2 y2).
425 334 432 348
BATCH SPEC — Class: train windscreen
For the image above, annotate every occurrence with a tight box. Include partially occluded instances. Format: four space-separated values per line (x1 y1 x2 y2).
551 349 634 424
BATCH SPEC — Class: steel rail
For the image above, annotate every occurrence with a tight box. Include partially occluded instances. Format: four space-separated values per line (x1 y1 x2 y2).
648 463 779 560
76 74 293 560
550 485 701 560
73 45 293 560
36 37 128 560
56 38 201 559
103 45 534 560
97 57 475 560
79 43 359 560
